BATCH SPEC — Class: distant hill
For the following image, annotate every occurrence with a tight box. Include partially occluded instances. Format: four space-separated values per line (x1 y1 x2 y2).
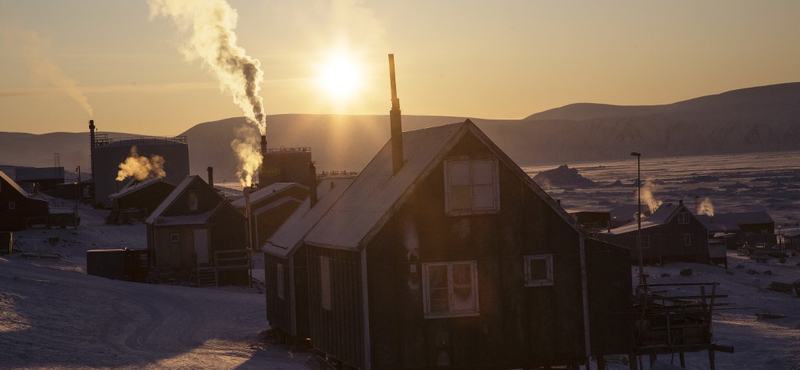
1 82 799 182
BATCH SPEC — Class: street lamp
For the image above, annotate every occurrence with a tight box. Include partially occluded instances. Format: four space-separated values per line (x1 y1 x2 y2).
631 152 646 286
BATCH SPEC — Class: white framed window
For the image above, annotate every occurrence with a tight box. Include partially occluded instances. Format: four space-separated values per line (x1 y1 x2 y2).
188 191 199 211
422 260 479 318
684 233 692 246
677 212 690 224
320 256 331 311
170 233 180 243
444 158 500 216
276 263 285 300
524 254 554 287
8 202 15 210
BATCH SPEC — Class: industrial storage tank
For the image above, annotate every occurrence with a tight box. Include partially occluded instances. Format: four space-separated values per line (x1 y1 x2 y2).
259 146 312 188
92 135 189 208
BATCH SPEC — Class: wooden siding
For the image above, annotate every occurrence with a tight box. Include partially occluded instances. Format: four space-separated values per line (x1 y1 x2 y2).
0 176 49 231
265 254 292 334
585 238 633 356
307 246 365 369
254 200 302 248
116 182 175 216
604 209 710 263
367 132 587 370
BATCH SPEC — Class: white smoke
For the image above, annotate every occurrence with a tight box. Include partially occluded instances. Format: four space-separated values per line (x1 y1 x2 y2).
116 146 167 181
3 30 93 117
639 179 662 214
697 197 714 217
231 125 263 187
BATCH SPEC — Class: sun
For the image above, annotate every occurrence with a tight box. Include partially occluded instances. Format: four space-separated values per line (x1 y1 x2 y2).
317 53 362 101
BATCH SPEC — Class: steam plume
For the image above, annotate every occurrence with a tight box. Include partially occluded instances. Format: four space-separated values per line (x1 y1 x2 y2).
231 125 263 187
117 146 167 181
4 30 93 117
639 179 662 214
697 197 714 217
149 0 266 133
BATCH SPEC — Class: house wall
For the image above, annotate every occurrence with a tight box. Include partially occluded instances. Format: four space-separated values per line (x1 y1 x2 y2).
585 238 633 356
254 200 302 248
608 211 709 263
366 132 587 370
116 182 176 216
0 177 48 231
265 247 310 338
152 225 200 269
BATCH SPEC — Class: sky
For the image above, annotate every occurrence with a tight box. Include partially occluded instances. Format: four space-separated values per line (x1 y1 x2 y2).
1 0 799 136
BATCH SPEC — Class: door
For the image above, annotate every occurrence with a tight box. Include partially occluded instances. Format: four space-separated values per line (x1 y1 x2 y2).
194 229 209 264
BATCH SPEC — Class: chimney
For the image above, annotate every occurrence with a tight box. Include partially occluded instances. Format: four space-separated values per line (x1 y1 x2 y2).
89 120 96 182
388 54 403 175
679 199 684 207
308 162 318 208
207 167 214 187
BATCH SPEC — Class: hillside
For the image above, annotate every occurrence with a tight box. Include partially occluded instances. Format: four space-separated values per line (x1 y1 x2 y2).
1 82 799 182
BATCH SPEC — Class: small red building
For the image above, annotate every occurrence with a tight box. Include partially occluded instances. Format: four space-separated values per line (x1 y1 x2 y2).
0 170 49 231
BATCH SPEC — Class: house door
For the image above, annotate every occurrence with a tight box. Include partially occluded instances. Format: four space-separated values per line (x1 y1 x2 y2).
194 229 209 264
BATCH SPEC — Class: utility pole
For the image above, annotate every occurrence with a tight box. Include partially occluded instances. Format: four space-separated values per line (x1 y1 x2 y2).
631 152 646 287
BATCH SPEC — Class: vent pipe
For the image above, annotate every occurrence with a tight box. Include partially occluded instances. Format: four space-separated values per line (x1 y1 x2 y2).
207 167 214 187
388 54 403 175
308 162 318 208
89 120 96 182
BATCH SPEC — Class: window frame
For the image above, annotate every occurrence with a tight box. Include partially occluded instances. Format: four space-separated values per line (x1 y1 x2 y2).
684 233 692 246
677 212 690 224
421 260 480 319
188 190 199 211
444 157 500 216
169 233 180 243
8 201 15 210
524 254 554 287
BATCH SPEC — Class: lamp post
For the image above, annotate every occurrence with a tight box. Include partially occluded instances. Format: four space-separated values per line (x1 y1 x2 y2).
631 152 646 286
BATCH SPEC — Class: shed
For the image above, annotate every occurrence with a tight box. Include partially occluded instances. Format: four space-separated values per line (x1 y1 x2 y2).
599 201 712 264
86 248 150 282
287 120 632 370
108 177 177 224
232 182 309 249
145 175 248 286
0 170 49 231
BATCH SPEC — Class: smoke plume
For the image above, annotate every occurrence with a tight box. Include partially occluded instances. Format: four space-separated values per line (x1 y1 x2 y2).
231 125 263 187
639 179 662 214
116 146 167 181
149 0 266 133
697 197 714 217
3 30 93 117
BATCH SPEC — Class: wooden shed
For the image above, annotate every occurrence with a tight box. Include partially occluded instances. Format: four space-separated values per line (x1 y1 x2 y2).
232 182 308 249
262 176 353 342
145 175 249 286
599 201 711 264
0 170 49 231
284 120 631 370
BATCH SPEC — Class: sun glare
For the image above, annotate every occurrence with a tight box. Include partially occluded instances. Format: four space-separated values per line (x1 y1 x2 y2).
318 54 362 101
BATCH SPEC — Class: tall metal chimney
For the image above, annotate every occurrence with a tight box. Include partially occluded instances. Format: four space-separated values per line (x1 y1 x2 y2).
89 120 96 183
388 54 403 175
207 166 214 187
308 162 318 208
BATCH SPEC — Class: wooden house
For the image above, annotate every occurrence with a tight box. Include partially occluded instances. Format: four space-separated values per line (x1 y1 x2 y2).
107 178 177 224
0 170 49 231
284 120 631 370
262 176 354 343
145 175 249 286
697 211 775 248
232 182 308 249
599 201 712 264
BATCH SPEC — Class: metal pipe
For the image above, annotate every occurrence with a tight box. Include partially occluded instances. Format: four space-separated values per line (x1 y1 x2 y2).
388 54 403 175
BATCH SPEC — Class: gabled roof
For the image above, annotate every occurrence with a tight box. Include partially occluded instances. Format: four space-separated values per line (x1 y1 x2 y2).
145 175 219 224
150 202 224 226
304 120 583 251
697 211 774 233
0 170 31 197
109 177 172 200
607 202 687 235
231 182 307 209
263 177 354 258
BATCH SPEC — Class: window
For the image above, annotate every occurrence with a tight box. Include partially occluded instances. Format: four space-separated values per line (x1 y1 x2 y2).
422 261 479 318
188 191 199 211
444 158 500 215
684 233 692 246
320 256 331 311
8 202 15 210
276 263 285 300
170 233 180 243
524 254 554 287
677 211 690 224
639 235 650 249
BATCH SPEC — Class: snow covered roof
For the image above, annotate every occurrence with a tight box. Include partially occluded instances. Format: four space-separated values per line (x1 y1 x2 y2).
145 176 214 224
263 177 354 258
109 177 171 200
0 170 30 197
697 212 774 233
231 182 305 209
607 202 684 235
303 120 583 251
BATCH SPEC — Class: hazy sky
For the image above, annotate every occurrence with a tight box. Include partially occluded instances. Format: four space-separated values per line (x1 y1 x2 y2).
1 0 798 136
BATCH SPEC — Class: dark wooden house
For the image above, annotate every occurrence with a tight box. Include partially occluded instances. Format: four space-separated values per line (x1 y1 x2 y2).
145 175 249 286
233 182 308 249
599 201 712 264
262 176 354 342
108 178 177 224
284 120 631 370
697 211 775 248
0 170 49 231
